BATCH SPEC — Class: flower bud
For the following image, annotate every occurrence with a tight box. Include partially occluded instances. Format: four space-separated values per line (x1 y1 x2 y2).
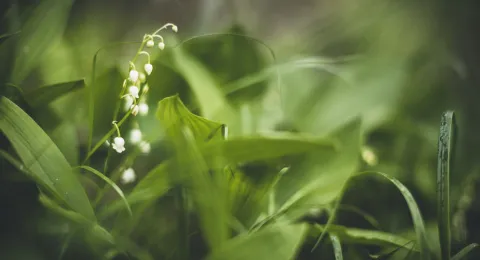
158 42 165 50
131 104 139 116
172 25 178 32
128 86 139 98
144 63 153 75
139 103 149 116
129 70 139 82
146 40 154 47
130 129 142 144
139 141 151 154
139 72 146 83
123 95 134 111
121 168 136 184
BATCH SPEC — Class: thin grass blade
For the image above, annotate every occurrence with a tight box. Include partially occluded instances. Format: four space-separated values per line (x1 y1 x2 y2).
330 234 344 260
77 166 132 217
451 243 479 260
437 111 456 260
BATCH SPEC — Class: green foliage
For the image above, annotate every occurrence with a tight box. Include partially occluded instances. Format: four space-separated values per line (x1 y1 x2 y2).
23 79 85 108
0 1 477 259
11 0 74 84
0 97 95 221
207 223 308 260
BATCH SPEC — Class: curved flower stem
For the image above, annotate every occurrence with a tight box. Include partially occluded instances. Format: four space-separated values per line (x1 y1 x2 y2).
139 51 151 63
112 121 121 136
82 111 132 165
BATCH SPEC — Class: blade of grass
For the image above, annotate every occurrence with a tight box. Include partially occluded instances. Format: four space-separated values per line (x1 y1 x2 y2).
23 79 85 107
369 241 416 259
337 204 381 230
312 171 430 259
0 30 21 43
76 165 132 217
313 224 418 251
330 234 343 260
437 111 456 260
0 148 30 176
451 243 479 260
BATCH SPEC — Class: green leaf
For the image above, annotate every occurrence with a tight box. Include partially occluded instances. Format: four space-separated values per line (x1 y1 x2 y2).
12 0 74 84
78 166 132 217
451 243 479 260
175 127 230 250
171 46 238 131
23 79 85 107
275 119 362 217
201 133 336 168
207 223 307 260
0 97 95 221
437 111 456 260
313 224 418 251
156 94 225 142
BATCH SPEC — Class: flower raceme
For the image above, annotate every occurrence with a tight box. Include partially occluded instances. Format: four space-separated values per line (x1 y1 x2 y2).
108 23 177 154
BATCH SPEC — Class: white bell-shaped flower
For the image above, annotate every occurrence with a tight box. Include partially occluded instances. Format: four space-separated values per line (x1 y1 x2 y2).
131 104 139 116
139 141 151 154
158 42 165 50
112 137 126 153
123 95 134 111
138 103 149 116
146 40 154 48
128 86 139 98
144 63 153 75
129 70 139 82
130 129 142 144
121 168 136 184
172 25 178 32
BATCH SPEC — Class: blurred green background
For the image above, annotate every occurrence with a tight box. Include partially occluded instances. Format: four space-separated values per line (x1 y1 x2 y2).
1 0 480 259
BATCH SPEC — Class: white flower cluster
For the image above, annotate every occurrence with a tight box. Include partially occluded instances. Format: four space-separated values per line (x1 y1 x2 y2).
109 23 178 154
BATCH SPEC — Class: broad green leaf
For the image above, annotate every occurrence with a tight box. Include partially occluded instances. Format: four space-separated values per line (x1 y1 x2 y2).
207 223 307 260
275 119 362 217
0 97 95 221
451 243 479 260
171 46 238 131
176 127 230 250
201 133 336 168
23 79 85 107
156 94 225 142
12 0 74 84
313 224 418 251
437 111 456 260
